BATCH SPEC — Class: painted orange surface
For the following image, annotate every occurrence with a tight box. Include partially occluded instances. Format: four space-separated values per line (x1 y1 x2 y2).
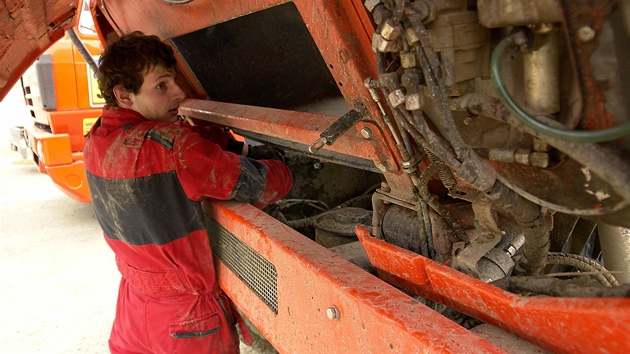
357 226 630 354
20 0 102 203
47 161 90 203
204 200 505 353
0 0 77 100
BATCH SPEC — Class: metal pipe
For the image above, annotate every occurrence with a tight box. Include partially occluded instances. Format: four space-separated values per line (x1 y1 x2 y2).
598 224 630 284
524 25 560 114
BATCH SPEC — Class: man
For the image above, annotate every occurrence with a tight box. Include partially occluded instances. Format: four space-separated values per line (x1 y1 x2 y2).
84 31 293 353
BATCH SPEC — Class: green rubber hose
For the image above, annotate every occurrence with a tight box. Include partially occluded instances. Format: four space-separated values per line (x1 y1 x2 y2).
490 36 630 143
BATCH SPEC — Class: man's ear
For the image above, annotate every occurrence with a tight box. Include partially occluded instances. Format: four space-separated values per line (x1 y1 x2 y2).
113 85 133 108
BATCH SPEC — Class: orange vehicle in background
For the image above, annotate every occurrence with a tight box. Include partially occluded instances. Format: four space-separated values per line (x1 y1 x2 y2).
13 0 102 203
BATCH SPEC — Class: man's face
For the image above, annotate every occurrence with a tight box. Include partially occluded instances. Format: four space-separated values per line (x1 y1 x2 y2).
128 66 185 122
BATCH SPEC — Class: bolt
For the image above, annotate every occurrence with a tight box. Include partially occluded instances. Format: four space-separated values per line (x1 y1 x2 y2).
372 6 391 25
505 245 517 257
405 27 420 45
381 19 402 41
400 52 416 68
488 148 516 163
376 161 389 172
360 127 373 139
388 89 406 108
530 151 550 168
326 306 340 320
372 33 401 53
363 0 382 13
405 94 422 111
514 149 531 165
313 161 323 170
578 26 596 42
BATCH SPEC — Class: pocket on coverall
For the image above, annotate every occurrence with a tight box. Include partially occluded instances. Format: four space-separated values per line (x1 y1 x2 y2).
169 312 222 351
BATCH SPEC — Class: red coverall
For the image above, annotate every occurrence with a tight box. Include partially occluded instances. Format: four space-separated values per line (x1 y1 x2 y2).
84 106 293 353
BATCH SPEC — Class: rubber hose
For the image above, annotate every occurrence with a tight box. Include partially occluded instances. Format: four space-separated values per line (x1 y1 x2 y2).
491 36 630 143
546 252 620 287
285 217 314 229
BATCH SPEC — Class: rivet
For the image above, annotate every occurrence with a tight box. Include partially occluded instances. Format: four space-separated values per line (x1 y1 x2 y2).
578 26 596 42
326 306 340 320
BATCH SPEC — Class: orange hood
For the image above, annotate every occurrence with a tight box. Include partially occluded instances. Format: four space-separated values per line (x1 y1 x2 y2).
0 0 79 101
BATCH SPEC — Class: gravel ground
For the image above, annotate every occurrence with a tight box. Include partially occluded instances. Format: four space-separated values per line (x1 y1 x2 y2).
0 84 263 353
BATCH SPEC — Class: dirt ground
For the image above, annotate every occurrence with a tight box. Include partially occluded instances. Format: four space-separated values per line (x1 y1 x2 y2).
0 84 261 353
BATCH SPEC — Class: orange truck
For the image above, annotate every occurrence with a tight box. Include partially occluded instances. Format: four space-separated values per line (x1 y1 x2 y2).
2 1 630 353
9 0 101 203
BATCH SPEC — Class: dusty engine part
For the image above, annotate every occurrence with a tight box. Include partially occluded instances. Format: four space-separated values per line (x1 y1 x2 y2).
477 0 562 28
476 233 525 282
328 241 377 274
379 204 424 254
598 225 630 284
312 207 372 248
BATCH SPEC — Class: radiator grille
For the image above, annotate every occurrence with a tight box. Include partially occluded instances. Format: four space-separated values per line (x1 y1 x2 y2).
205 215 278 314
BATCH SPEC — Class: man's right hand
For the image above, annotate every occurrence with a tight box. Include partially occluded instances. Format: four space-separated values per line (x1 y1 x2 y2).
247 144 286 162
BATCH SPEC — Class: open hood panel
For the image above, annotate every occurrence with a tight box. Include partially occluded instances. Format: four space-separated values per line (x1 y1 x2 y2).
0 0 79 101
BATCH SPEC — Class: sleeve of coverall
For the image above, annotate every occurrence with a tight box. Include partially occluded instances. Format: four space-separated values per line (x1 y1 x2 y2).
174 130 292 208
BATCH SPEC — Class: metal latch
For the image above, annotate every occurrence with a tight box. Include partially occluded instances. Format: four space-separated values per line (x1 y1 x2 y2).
308 109 365 153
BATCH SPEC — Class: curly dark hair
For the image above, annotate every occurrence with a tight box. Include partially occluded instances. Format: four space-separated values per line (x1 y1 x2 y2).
97 31 177 106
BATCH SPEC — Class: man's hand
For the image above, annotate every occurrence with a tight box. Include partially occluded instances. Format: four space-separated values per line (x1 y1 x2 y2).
247 144 286 162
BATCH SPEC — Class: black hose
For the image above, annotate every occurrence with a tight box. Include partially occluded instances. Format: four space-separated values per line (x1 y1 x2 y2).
489 182 550 276
416 161 468 242
67 28 99 74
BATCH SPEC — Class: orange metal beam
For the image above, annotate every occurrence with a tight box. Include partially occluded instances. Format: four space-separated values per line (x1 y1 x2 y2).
97 0 415 200
203 200 503 353
94 0 376 101
180 99 416 197
356 226 630 354
180 99 392 167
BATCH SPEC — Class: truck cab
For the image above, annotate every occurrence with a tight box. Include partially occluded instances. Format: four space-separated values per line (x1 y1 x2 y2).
12 0 102 203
